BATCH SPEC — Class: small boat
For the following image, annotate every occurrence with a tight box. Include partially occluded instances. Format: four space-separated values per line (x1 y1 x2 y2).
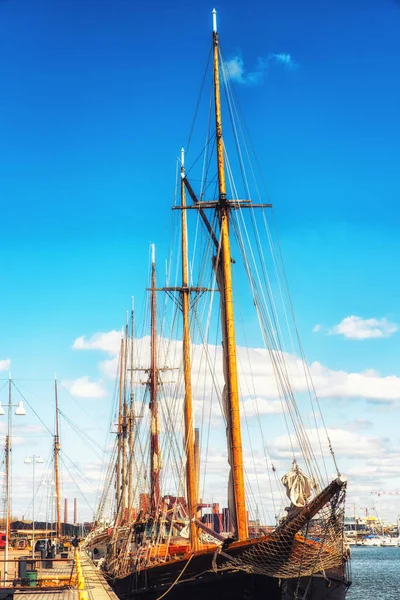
380 536 397 547
361 535 382 547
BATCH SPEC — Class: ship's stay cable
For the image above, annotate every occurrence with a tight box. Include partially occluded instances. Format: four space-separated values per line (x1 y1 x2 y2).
185 41 212 156
221 45 335 483
233 202 323 485
231 208 317 471
11 382 53 436
268 208 340 476
186 218 220 503
22 453 53 520
261 210 330 481
58 382 107 434
236 304 277 524
219 51 331 488
58 408 106 462
235 278 286 510
229 225 286 520
200 83 214 201
61 454 95 514
96 351 122 521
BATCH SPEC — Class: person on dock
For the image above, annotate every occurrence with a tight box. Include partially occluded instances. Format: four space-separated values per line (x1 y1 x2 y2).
70 535 79 557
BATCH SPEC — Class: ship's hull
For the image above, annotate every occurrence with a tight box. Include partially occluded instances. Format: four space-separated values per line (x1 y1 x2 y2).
108 549 349 600
111 568 280 600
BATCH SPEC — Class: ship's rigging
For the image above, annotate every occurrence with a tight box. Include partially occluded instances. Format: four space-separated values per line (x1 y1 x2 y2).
87 10 349 600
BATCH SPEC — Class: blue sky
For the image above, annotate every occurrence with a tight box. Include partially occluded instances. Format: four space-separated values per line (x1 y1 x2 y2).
1 0 400 523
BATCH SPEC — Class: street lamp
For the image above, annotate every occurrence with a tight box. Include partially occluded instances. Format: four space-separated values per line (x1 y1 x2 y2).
0 373 26 584
24 455 44 559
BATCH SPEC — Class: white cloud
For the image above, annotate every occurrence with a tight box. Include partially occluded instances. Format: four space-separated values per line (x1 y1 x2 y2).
224 56 247 83
309 361 400 402
270 53 296 68
329 315 398 340
346 450 400 481
99 357 119 379
62 376 107 399
241 397 285 417
312 324 321 333
74 330 400 404
345 419 373 432
72 330 121 355
68 326 400 520
271 428 383 460
224 52 296 85
0 359 11 371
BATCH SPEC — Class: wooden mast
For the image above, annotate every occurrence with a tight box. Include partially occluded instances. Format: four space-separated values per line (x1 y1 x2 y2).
121 315 129 521
150 244 160 514
194 428 201 518
127 297 135 518
5 375 12 581
54 376 62 540
212 8 248 540
116 336 124 519
180 148 198 550
5 434 10 550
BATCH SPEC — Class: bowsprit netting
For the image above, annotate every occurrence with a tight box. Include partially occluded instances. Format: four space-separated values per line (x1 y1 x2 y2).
229 486 347 579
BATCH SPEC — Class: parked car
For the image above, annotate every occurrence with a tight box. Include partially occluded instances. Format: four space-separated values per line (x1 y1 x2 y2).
0 532 6 550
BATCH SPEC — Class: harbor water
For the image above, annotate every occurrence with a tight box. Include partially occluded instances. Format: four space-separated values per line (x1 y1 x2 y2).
347 545 400 599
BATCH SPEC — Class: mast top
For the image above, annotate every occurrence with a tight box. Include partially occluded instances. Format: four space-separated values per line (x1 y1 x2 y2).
151 243 155 265
212 9 217 33
181 147 185 167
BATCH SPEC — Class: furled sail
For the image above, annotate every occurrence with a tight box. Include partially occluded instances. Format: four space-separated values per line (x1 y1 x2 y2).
281 460 316 508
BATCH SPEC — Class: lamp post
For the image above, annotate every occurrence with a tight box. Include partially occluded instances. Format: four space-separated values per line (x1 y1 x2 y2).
0 373 26 584
24 455 44 559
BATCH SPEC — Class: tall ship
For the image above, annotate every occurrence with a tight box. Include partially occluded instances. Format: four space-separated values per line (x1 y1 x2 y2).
87 10 351 600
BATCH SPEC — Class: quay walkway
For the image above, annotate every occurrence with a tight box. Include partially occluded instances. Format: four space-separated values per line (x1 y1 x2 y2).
10 550 119 600
77 551 119 600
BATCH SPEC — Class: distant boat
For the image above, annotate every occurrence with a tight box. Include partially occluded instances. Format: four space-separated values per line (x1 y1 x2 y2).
380 536 397 547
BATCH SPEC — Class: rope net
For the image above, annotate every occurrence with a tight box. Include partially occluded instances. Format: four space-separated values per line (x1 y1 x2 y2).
230 487 347 579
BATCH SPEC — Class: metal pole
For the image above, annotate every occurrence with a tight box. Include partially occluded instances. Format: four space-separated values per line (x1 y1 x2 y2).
2 378 26 584
5 374 11 584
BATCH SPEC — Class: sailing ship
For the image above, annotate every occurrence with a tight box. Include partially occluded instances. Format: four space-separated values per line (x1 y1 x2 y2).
87 10 351 600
